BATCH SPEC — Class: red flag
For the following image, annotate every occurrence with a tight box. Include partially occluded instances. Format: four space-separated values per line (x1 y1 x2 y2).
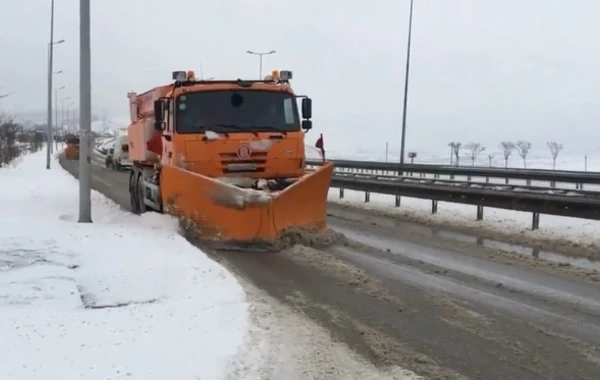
315 133 325 162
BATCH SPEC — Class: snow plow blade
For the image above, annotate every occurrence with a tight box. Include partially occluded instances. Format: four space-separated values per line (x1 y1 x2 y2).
160 162 334 250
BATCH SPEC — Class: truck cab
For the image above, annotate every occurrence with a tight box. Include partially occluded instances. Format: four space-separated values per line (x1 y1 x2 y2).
128 69 313 180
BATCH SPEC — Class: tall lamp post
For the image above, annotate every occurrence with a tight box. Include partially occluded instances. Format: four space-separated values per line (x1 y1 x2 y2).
46 0 66 169
399 0 414 166
79 0 92 223
246 50 276 79
54 86 65 151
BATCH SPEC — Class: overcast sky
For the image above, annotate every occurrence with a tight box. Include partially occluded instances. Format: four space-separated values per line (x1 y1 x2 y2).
1 0 599 157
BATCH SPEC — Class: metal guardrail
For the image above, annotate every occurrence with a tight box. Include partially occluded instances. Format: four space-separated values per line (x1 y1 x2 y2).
308 159 600 187
328 173 600 230
333 172 600 198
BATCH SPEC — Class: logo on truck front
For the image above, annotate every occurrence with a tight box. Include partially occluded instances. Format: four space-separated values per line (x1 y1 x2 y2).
236 144 252 159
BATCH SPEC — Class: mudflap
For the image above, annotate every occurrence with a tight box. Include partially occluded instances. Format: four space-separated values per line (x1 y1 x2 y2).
160 163 334 247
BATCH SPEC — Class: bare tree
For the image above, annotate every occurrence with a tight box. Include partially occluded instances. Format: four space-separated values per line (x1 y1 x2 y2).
515 140 532 168
0 113 23 167
499 141 515 168
464 142 485 166
546 141 564 170
452 142 462 166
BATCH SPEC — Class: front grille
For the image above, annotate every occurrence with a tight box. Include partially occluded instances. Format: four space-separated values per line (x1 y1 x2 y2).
220 151 267 173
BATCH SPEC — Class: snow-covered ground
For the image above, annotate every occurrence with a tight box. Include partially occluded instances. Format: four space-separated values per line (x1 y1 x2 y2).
0 151 249 379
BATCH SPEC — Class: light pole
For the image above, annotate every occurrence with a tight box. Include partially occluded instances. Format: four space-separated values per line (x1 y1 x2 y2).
46 38 65 166
399 0 414 166
54 86 65 151
246 50 276 79
79 0 92 223
0 92 14 100
46 0 65 169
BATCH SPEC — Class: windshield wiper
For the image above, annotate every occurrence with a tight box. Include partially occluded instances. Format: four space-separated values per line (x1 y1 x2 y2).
208 123 260 137
252 125 287 135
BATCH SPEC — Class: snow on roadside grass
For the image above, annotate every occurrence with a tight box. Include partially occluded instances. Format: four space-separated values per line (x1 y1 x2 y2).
328 189 600 256
0 150 248 380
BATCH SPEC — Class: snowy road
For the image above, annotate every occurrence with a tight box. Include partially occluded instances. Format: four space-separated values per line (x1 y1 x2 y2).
61 154 600 380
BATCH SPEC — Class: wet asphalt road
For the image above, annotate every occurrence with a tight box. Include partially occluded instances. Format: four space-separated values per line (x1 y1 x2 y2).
61 156 600 380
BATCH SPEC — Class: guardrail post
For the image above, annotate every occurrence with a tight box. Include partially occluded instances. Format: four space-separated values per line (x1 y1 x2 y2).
395 195 401 207
434 173 440 179
431 200 438 214
467 175 472 181
532 213 540 230
339 188 344 199
364 191 370 202
550 181 556 188
505 178 509 185
476 205 484 220
526 179 531 186
485 177 490 183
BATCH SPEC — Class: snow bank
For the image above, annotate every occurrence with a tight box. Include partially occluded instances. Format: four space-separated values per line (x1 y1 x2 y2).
0 150 249 379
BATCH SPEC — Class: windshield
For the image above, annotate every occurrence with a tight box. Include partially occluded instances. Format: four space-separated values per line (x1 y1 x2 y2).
175 90 299 134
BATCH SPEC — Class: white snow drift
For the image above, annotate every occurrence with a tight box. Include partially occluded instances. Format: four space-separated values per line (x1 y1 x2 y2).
0 151 249 379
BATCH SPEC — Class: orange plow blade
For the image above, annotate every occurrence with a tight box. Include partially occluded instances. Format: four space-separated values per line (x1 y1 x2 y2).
160 162 334 249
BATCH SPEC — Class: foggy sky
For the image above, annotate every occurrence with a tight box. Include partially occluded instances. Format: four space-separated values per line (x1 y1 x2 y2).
1 0 599 157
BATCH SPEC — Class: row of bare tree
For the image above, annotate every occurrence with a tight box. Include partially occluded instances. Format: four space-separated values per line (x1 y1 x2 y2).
447 141 564 169
0 113 45 168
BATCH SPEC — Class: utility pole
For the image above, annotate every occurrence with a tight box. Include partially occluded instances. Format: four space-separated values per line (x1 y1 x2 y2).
54 86 65 152
399 0 414 166
46 0 55 169
78 0 92 223
246 50 276 79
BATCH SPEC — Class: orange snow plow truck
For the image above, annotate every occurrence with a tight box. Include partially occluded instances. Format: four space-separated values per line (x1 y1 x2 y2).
127 69 333 249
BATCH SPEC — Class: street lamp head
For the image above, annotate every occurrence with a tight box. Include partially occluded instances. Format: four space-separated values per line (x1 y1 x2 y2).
267 50 276 54
246 50 255 54
54 70 62 74
57 39 65 44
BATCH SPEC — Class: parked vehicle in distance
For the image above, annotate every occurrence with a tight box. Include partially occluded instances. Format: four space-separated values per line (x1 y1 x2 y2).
105 132 132 170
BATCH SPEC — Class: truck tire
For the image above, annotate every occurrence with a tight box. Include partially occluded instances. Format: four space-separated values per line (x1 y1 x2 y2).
129 171 140 213
137 173 147 213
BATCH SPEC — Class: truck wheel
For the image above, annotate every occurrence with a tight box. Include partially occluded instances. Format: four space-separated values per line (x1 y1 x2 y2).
137 174 147 213
129 171 140 213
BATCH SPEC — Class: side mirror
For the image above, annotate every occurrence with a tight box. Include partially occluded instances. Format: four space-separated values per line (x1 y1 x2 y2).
301 120 312 131
154 100 165 123
301 97 312 119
